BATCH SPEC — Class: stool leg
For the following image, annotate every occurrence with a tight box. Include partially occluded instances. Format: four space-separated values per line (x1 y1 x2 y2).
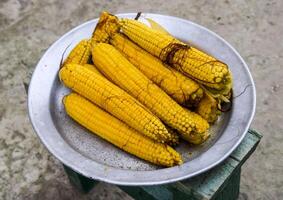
213 167 241 200
63 164 98 193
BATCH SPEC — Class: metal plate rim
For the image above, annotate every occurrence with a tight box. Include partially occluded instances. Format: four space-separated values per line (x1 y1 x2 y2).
28 13 256 185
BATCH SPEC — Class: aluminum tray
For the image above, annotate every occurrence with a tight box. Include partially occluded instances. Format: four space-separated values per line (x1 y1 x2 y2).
28 13 256 185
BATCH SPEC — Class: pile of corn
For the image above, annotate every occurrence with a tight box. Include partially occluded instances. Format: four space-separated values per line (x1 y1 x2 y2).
59 11 233 167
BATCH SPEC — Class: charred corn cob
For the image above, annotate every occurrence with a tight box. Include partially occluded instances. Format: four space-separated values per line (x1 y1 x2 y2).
119 18 232 93
63 39 92 66
64 93 182 167
92 43 209 143
59 63 171 143
110 33 203 106
196 93 220 123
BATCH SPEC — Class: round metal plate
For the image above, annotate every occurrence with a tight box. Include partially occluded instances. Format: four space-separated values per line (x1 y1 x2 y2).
28 13 256 185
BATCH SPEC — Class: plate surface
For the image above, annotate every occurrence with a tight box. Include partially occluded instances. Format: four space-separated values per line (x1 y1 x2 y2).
28 13 256 185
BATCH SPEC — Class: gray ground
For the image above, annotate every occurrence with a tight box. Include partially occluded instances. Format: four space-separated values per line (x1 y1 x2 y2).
0 0 282 199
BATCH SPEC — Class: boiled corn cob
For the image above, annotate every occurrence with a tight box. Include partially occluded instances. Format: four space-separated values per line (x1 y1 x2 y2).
119 18 232 93
63 39 92 66
64 93 182 167
82 63 157 118
196 93 220 123
92 43 210 143
110 33 203 107
59 63 171 143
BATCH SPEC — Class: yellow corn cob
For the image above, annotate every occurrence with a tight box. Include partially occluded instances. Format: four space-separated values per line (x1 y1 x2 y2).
110 33 203 107
82 64 158 116
119 18 232 92
92 43 209 143
59 63 171 143
196 93 220 123
92 12 203 106
63 39 92 66
64 93 182 167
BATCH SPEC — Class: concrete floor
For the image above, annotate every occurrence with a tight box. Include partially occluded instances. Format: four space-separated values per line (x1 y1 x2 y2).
0 0 282 199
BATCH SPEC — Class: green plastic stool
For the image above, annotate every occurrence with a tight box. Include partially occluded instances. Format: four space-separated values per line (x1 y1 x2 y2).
63 129 261 200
